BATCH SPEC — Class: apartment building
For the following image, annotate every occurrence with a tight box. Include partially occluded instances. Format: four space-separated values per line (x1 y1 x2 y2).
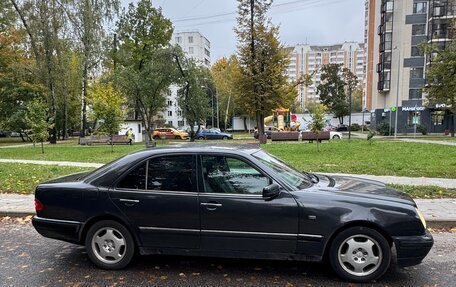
288 42 365 111
365 0 455 133
163 31 212 128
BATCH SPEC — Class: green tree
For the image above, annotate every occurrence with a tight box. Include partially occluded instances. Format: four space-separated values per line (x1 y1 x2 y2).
422 41 456 137
309 104 326 152
25 99 51 153
235 0 295 138
176 56 212 141
317 64 357 124
211 56 243 130
114 0 175 141
88 81 126 151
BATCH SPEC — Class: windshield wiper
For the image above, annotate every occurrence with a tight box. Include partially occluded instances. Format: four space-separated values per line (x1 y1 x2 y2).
303 172 319 184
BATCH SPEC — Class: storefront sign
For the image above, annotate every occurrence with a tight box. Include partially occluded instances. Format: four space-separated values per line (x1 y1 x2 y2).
435 103 452 109
402 106 425 112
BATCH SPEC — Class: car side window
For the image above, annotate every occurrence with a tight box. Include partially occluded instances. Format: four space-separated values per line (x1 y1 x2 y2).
201 155 269 195
147 155 196 192
116 162 147 190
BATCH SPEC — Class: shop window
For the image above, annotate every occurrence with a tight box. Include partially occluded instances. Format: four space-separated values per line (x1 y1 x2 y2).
431 111 445 125
407 112 421 127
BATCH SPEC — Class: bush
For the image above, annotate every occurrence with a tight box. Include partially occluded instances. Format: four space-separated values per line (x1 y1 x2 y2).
417 124 427 135
349 123 361 131
377 122 394 136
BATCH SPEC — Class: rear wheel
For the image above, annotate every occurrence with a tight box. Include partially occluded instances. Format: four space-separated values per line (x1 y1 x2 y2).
198 136 205 140
175 136 180 140
333 135 341 139
153 135 160 140
85 220 135 270
222 136 228 140
329 226 391 282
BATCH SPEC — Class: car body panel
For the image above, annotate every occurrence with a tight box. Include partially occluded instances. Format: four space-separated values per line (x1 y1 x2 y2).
196 130 233 140
32 144 432 268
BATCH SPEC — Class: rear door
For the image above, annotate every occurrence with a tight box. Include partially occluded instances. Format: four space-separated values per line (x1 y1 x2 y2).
198 154 299 254
109 154 200 249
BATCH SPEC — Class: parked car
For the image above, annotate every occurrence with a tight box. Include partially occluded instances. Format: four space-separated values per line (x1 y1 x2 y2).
335 124 349 132
32 144 433 282
152 128 189 140
196 129 233 140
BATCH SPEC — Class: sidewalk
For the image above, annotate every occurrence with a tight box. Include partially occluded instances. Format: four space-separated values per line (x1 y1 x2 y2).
0 194 455 228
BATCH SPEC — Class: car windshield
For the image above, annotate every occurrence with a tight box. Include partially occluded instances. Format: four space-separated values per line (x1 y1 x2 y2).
252 150 311 189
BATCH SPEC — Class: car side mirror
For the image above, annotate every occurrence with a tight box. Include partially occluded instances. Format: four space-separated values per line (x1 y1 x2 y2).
263 183 280 200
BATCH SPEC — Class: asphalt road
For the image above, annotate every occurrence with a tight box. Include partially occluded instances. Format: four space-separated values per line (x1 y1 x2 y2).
1 217 455 287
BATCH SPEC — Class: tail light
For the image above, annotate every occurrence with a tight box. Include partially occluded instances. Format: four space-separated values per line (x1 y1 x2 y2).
35 199 45 212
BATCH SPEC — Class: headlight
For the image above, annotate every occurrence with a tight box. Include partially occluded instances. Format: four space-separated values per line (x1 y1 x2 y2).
416 208 427 229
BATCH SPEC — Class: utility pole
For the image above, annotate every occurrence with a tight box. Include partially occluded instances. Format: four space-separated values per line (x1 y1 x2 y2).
394 47 401 138
348 85 352 141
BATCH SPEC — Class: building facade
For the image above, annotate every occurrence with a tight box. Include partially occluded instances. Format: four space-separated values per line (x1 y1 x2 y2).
287 42 365 110
364 0 455 134
163 31 211 128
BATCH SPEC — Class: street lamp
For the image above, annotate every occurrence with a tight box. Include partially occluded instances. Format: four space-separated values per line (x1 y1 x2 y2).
394 46 401 138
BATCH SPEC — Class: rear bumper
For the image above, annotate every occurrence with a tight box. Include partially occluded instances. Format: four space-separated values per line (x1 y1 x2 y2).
32 216 82 244
393 229 434 267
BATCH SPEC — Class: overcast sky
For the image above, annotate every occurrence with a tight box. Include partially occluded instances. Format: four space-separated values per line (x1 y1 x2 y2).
121 0 365 61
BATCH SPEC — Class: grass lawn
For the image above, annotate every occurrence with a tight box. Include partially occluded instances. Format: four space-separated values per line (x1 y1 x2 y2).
262 140 456 178
0 137 30 146
0 139 455 178
0 163 93 194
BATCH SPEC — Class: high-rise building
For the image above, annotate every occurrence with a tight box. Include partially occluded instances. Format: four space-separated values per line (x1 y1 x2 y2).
163 31 212 128
364 0 455 133
287 42 365 110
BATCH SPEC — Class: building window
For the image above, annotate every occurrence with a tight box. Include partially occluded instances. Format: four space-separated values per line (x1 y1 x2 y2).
407 112 421 127
168 111 172 117
177 110 182 117
204 48 210 57
178 120 185 127
412 24 426 36
167 100 173 106
189 46 194 54
409 89 423 99
431 111 445 125
410 68 424 79
413 2 427 14
176 36 181 43
188 36 193 43
411 46 423 57
168 121 173 126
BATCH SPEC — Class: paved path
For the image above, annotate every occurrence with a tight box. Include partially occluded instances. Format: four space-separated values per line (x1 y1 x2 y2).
0 143 37 148
323 173 456 189
1 194 455 228
0 159 102 168
397 138 456 146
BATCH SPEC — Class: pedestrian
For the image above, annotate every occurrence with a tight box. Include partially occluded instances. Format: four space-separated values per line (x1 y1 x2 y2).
126 128 134 145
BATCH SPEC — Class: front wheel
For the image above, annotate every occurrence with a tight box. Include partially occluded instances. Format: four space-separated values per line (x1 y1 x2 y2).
198 136 205 140
222 136 228 140
329 226 391 283
333 135 340 139
85 220 135 270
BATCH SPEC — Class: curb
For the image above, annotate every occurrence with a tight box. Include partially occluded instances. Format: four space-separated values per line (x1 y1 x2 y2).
0 211 35 218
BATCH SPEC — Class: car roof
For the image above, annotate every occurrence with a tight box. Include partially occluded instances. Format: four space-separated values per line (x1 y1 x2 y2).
130 142 261 157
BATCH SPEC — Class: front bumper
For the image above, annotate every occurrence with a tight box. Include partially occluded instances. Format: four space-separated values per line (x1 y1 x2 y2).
393 229 434 267
32 216 82 244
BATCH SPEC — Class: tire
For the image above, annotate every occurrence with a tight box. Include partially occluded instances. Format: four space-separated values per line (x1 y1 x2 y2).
198 136 205 140
153 135 160 140
175 136 180 140
222 136 228 140
329 226 391 283
85 220 135 270
333 135 340 139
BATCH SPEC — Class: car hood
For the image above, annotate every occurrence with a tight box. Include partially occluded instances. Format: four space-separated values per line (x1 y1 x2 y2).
305 174 416 206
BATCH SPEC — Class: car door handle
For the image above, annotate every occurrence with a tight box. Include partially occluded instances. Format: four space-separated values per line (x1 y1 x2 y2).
119 199 140 205
201 202 222 208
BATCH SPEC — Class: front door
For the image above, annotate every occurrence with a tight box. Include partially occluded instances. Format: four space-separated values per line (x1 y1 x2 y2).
199 154 299 254
109 154 199 249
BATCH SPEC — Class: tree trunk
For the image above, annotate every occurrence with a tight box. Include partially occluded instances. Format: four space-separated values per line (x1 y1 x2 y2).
224 95 231 131
41 141 44 154
243 117 247 132
452 113 455 137
81 62 88 137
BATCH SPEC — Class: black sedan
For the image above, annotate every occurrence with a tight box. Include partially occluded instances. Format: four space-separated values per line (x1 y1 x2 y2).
32 144 433 283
